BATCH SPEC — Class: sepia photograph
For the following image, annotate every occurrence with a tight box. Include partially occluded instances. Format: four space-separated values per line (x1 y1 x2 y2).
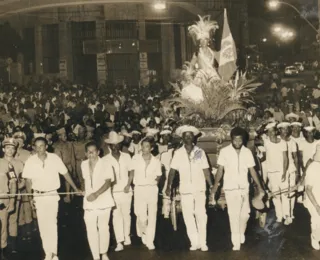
0 0 319 259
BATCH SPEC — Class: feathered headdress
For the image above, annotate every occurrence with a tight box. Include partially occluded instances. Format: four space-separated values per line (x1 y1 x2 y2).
188 15 219 41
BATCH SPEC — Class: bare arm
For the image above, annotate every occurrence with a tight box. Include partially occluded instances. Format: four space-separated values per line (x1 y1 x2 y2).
211 165 224 194
93 179 112 198
249 167 264 192
124 170 134 193
292 152 300 182
63 172 80 192
282 151 289 180
203 168 213 187
165 169 176 196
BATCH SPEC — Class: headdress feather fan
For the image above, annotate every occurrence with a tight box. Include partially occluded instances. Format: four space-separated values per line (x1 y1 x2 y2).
188 15 219 41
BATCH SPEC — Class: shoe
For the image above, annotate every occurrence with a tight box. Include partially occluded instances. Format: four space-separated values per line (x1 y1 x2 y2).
276 218 282 223
52 256 59 260
311 235 320 250
115 243 124 252
101 254 109 260
189 245 199 251
200 245 208 251
124 237 131 246
284 217 293 226
232 245 241 251
147 244 155 250
240 235 245 244
44 254 53 260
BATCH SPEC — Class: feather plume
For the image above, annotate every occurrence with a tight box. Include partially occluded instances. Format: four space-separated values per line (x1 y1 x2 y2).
188 15 219 41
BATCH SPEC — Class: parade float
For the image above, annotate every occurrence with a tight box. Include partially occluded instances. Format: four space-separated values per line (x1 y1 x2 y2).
162 11 261 172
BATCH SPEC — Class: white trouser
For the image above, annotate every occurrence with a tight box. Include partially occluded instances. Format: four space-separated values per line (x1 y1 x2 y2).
134 186 158 246
286 171 296 218
307 202 320 242
84 208 111 260
224 190 250 247
34 193 59 258
112 191 132 243
268 172 293 220
180 191 207 247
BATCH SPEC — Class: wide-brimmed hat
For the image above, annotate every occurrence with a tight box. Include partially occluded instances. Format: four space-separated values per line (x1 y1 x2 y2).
304 126 316 132
131 130 141 135
175 125 200 137
2 137 18 147
12 131 26 141
265 122 277 130
121 129 132 138
290 122 302 127
285 113 299 121
105 131 124 144
160 129 172 136
277 122 290 129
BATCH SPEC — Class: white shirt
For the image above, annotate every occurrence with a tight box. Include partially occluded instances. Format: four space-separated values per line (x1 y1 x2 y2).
217 144 255 191
128 142 141 155
170 146 209 194
81 158 115 210
22 153 68 192
285 138 297 173
103 152 132 192
291 136 304 149
299 140 320 166
264 138 287 173
131 154 162 186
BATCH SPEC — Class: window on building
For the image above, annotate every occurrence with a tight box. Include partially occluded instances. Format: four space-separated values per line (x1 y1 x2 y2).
106 20 137 39
145 21 161 40
71 21 97 84
23 28 35 75
42 24 59 74
173 24 182 69
106 54 139 86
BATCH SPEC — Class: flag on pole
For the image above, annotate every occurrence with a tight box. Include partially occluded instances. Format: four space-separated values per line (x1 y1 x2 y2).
218 9 237 81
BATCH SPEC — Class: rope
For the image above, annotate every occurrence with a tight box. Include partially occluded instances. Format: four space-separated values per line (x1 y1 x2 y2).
0 191 85 198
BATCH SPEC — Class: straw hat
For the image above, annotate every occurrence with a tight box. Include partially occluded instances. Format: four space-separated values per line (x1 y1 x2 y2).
105 131 124 144
285 113 299 121
277 122 290 129
175 125 200 137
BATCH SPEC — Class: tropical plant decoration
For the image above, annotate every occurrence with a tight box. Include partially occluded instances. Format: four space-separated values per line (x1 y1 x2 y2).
162 15 260 128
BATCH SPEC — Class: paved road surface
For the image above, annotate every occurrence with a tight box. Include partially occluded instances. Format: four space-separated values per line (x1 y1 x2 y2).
9 197 320 260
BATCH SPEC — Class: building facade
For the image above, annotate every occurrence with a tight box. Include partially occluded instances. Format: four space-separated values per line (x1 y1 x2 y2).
3 0 249 86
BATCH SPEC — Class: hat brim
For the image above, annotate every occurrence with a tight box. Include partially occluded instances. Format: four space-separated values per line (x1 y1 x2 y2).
105 135 124 144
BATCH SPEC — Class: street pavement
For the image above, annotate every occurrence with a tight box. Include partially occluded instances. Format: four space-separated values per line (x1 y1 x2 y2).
10 198 320 260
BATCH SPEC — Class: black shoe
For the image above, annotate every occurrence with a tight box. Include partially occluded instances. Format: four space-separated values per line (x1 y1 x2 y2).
1 248 9 260
9 236 17 253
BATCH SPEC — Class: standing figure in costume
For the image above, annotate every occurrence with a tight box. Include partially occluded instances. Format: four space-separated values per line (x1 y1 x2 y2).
166 125 213 251
188 15 220 83
212 127 264 251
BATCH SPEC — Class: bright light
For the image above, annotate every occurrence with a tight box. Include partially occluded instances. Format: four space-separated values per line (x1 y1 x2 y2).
262 38 267 42
154 1 166 10
268 0 280 9
288 31 294 37
273 26 282 33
